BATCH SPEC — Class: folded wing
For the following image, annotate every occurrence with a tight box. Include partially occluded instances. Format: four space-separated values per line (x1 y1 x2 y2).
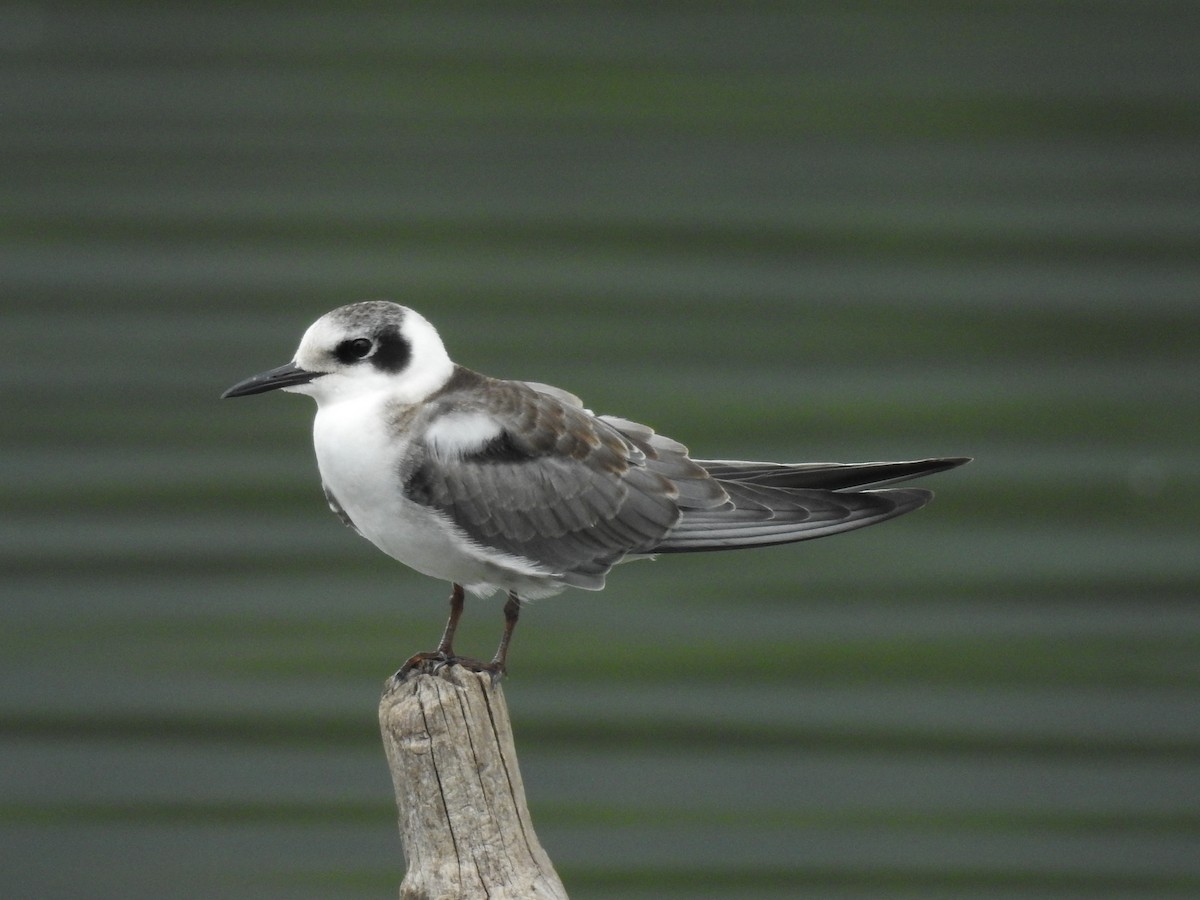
400 368 969 583
398 369 725 588
653 457 969 553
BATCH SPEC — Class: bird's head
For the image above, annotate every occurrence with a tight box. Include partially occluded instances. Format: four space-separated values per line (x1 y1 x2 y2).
221 301 455 406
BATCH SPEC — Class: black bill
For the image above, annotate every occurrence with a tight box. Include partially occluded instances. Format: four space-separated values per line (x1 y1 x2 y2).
221 362 319 398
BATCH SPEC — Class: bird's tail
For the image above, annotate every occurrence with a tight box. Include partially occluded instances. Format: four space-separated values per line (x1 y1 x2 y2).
651 456 969 553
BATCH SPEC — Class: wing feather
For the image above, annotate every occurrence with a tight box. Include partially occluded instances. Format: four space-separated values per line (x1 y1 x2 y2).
397 368 967 581
399 369 691 586
652 486 933 552
697 457 970 491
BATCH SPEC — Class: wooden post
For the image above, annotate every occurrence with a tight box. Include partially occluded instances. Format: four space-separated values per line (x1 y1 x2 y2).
379 664 569 900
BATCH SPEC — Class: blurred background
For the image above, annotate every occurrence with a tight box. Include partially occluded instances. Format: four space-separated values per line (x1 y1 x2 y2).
3 3 1198 898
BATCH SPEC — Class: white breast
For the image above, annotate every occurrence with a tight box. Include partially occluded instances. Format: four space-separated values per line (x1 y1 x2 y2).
310 394 560 598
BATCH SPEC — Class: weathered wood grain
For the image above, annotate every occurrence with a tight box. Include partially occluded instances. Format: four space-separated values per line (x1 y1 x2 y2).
379 665 568 900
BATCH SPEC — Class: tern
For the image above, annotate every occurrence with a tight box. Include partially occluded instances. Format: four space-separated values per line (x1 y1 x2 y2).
223 301 968 676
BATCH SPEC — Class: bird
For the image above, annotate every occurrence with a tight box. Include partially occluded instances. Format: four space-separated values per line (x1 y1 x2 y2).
222 300 968 677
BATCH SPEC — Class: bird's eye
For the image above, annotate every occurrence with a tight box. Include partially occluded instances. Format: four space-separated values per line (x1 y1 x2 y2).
336 338 373 363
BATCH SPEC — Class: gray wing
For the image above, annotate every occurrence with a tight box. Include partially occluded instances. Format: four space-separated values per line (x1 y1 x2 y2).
695 457 971 491
398 370 726 588
399 368 967 576
651 482 934 553
652 457 970 553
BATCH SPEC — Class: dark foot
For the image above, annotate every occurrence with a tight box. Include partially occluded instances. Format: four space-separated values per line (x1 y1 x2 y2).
396 649 452 678
393 585 514 684
395 651 506 682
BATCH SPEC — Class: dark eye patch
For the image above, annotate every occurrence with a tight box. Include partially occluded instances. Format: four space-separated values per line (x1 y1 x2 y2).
372 324 411 373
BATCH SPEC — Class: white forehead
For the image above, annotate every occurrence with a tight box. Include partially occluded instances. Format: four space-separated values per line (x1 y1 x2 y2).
294 315 346 364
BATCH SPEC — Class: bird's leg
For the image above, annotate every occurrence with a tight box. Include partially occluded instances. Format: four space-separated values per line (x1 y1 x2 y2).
398 583 465 677
485 592 522 679
435 582 466 657
398 586 521 681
